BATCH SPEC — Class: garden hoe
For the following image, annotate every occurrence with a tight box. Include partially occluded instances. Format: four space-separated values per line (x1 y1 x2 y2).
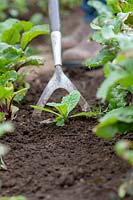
32 0 90 117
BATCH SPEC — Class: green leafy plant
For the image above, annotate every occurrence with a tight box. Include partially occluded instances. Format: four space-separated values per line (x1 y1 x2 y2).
84 0 133 138
107 0 133 14
31 90 98 126
0 0 80 22
85 1 133 199
0 18 49 122
0 84 27 121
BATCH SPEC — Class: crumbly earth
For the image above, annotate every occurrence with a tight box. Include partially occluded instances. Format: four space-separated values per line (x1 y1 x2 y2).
0 69 132 200
0 8 132 200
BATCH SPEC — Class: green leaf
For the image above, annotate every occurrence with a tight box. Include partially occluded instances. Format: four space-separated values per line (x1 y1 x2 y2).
70 112 98 118
95 121 132 139
0 112 6 122
108 86 127 110
30 105 60 116
62 90 81 114
47 102 62 107
101 25 115 40
10 56 45 71
1 21 33 45
2 27 20 44
84 48 117 67
97 70 133 101
95 106 133 139
116 34 133 51
21 24 49 50
107 0 133 13
55 116 65 127
92 31 105 44
125 12 133 26
117 12 131 24
119 1 133 13
14 88 27 103
0 86 13 100
95 124 119 139
89 0 112 16
90 22 101 30
0 43 23 68
114 52 133 74
113 17 123 34
103 62 118 77
47 103 68 119
13 20 33 32
0 18 19 36
107 0 121 13
100 106 133 123
0 70 17 86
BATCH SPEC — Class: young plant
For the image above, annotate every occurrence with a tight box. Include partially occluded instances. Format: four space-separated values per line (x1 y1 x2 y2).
0 76 27 121
0 18 49 71
85 1 133 198
0 87 27 121
0 18 49 122
31 90 97 126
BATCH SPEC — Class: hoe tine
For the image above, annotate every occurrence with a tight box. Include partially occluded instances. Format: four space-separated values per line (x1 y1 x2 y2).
32 66 90 117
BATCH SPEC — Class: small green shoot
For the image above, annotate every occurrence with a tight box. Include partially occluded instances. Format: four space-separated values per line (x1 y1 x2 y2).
31 90 97 126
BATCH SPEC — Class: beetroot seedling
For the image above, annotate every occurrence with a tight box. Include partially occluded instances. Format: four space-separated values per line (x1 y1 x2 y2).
31 90 97 126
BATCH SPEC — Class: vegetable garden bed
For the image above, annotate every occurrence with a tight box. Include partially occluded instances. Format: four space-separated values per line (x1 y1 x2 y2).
0 69 132 200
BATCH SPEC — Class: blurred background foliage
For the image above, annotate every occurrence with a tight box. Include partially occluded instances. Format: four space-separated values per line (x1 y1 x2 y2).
0 0 80 24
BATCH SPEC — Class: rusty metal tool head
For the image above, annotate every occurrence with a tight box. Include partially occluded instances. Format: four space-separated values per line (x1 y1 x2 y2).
32 0 90 117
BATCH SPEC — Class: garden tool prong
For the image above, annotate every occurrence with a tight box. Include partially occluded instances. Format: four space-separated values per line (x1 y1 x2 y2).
32 0 90 117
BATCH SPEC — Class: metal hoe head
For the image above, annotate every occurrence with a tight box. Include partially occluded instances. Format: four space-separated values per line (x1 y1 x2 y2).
32 0 90 117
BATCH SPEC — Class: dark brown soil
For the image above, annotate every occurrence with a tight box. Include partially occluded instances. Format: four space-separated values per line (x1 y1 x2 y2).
0 69 133 200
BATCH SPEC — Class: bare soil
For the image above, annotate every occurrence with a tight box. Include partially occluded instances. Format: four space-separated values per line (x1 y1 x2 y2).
0 69 132 200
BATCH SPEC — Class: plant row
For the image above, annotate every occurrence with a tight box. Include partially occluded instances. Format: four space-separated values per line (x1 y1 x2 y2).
0 18 49 123
0 0 80 24
0 17 50 199
84 0 133 197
